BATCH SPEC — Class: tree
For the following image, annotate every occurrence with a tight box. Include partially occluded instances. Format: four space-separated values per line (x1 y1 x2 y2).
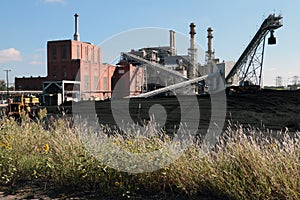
0 80 6 90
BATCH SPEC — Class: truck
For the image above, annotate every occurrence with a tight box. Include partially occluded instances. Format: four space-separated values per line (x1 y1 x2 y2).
8 94 40 118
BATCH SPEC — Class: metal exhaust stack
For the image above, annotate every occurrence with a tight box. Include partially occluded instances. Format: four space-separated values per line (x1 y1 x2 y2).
188 22 197 80
169 30 176 56
207 27 214 62
73 13 80 41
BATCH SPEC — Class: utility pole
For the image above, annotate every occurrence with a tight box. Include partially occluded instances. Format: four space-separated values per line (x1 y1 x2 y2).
4 69 11 98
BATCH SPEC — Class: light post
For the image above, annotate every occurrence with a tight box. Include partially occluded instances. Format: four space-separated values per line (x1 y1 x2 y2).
4 69 11 98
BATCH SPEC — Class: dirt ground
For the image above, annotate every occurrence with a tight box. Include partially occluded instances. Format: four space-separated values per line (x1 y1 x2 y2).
0 183 223 200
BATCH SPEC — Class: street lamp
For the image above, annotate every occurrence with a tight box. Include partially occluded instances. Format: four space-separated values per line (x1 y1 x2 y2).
4 69 11 98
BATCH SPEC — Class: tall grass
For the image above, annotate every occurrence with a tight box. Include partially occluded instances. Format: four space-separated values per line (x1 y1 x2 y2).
0 111 299 199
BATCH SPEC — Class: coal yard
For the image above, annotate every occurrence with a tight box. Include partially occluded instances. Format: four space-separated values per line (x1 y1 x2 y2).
55 89 300 133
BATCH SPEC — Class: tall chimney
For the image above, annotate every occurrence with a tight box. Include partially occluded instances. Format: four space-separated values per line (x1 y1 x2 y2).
189 23 196 40
169 30 176 56
207 27 214 62
188 23 197 80
73 13 80 41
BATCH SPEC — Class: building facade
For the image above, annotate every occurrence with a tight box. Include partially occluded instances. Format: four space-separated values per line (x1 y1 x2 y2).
14 13 143 103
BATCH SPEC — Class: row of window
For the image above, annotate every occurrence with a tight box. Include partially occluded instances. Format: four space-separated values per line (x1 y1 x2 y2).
51 65 68 79
51 44 101 63
51 66 67 71
52 72 68 79
83 76 108 91
82 46 101 63
51 45 67 60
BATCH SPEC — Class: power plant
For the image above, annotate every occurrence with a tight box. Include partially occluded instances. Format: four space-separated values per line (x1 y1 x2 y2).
11 13 283 106
120 14 283 98
1 13 299 134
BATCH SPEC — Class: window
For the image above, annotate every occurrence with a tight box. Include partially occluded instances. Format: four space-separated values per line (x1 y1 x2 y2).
85 47 88 61
91 48 94 63
119 69 125 74
52 66 56 71
94 76 99 90
62 45 66 59
52 46 57 60
76 45 80 59
63 66 67 78
103 77 107 91
97 49 101 63
84 75 89 91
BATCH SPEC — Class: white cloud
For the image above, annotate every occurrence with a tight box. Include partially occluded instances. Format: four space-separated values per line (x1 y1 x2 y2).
0 48 22 63
30 61 44 65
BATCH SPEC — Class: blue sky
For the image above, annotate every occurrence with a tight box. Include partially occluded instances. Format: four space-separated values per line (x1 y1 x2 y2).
0 0 298 86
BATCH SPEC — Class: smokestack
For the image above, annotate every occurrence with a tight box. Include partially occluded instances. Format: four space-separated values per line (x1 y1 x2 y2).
73 13 80 41
188 22 197 80
189 23 196 39
169 30 176 56
207 27 214 61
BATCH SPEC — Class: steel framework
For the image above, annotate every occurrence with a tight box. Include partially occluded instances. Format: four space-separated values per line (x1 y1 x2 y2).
226 14 283 86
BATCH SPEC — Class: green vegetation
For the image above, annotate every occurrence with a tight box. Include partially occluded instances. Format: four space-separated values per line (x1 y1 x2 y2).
0 111 299 199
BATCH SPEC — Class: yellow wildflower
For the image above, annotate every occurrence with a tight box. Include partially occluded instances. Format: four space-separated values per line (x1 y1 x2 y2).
114 181 120 187
61 193 66 199
43 143 49 153
36 161 41 167
33 170 37 175
270 143 278 149
5 142 12 149
0 141 4 147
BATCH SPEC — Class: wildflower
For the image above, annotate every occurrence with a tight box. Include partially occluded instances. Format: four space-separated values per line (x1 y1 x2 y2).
115 181 120 187
5 141 12 149
43 143 49 153
33 170 37 176
0 141 4 147
36 161 41 167
127 140 131 145
270 143 278 149
61 193 66 199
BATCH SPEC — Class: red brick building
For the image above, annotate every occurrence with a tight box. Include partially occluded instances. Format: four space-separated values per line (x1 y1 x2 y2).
15 14 118 102
15 39 113 100
15 13 143 103
15 76 47 90
112 62 143 98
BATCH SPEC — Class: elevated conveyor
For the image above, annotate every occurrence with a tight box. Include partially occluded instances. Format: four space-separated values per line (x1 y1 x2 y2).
225 14 283 86
122 52 188 81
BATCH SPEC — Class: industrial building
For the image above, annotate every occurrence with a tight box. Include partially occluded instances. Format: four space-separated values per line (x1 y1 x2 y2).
120 24 237 96
120 14 282 98
15 13 283 103
15 14 117 104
